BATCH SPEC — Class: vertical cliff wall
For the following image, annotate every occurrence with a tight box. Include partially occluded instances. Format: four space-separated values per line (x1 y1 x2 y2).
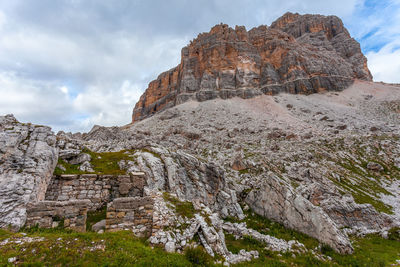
132 12 372 123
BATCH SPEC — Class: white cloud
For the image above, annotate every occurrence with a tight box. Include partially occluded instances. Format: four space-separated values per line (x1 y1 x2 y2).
348 0 400 83
0 12 187 132
0 72 71 127
367 43 400 83
0 71 145 133
60 86 68 94
72 80 145 129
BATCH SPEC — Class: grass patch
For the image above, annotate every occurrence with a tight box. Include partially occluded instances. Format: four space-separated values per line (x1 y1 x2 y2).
334 158 394 214
224 233 327 267
225 234 267 254
230 209 319 250
332 178 393 214
238 168 249 174
225 231 400 266
322 234 400 266
54 158 83 175
84 149 134 175
388 227 400 241
0 229 194 266
55 149 135 175
317 135 400 214
163 192 196 219
0 229 12 240
184 246 215 266
1 224 400 266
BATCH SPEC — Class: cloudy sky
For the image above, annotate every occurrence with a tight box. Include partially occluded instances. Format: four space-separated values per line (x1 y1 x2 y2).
0 0 399 132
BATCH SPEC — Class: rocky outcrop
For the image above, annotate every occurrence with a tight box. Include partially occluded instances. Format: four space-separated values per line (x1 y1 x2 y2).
270 12 371 80
245 174 353 254
297 182 393 233
0 115 58 230
121 146 244 219
132 12 372 123
221 221 306 253
149 197 259 264
321 196 393 233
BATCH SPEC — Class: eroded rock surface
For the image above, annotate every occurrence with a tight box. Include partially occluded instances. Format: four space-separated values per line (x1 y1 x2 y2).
121 146 244 219
132 12 372 123
78 81 400 255
245 174 353 254
0 115 58 230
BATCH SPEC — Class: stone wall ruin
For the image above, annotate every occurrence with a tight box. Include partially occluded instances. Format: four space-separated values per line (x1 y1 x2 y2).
106 197 154 237
25 200 90 232
25 172 154 234
44 173 146 211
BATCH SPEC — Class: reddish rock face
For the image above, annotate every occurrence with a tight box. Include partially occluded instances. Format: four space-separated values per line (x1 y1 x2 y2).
132 12 372 123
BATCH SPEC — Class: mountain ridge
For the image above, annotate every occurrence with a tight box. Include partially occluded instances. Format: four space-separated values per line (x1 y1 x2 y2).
132 12 372 123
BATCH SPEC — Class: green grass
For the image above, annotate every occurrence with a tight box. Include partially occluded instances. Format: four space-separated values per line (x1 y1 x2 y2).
225 234 268 254
303 135 400 215
184 246 216 266
54 158 83 175
0 229 197 267
224 208 400 265
332 177 393 214
226 209 319 250
163 192 196 219
54 149 136 175
388 227 400 241
1 224 400 266
0 229 12 240
333 157 394 214
85 149 135 175
238 169 249 174
224 233 328 267
322 234 400 266
224 229 400 266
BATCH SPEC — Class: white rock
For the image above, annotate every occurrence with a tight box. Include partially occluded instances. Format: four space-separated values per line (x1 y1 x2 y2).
165 241 176 253
0 115 58 230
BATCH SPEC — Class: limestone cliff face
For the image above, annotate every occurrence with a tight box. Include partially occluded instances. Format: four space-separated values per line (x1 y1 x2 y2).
132 12 372 123
0 115 58 230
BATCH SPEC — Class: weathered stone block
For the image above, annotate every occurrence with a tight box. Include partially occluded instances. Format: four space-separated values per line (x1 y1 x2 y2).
105 197 154 237
60 174 78 180
80 174 98 179
25 200 89 232
119 183 132 195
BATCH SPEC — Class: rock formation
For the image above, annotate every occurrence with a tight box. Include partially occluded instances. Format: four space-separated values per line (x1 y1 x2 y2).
0 115 58 230
120 146 244 219
245 174 353 254
132 12 372 122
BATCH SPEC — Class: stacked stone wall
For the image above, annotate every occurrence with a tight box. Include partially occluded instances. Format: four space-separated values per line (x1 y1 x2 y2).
25 173 154 235
25 200 90 232
106 197 154 237
45 173 146 211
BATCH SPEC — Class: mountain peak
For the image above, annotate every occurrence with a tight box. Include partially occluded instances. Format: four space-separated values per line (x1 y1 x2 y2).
132 12 372 123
